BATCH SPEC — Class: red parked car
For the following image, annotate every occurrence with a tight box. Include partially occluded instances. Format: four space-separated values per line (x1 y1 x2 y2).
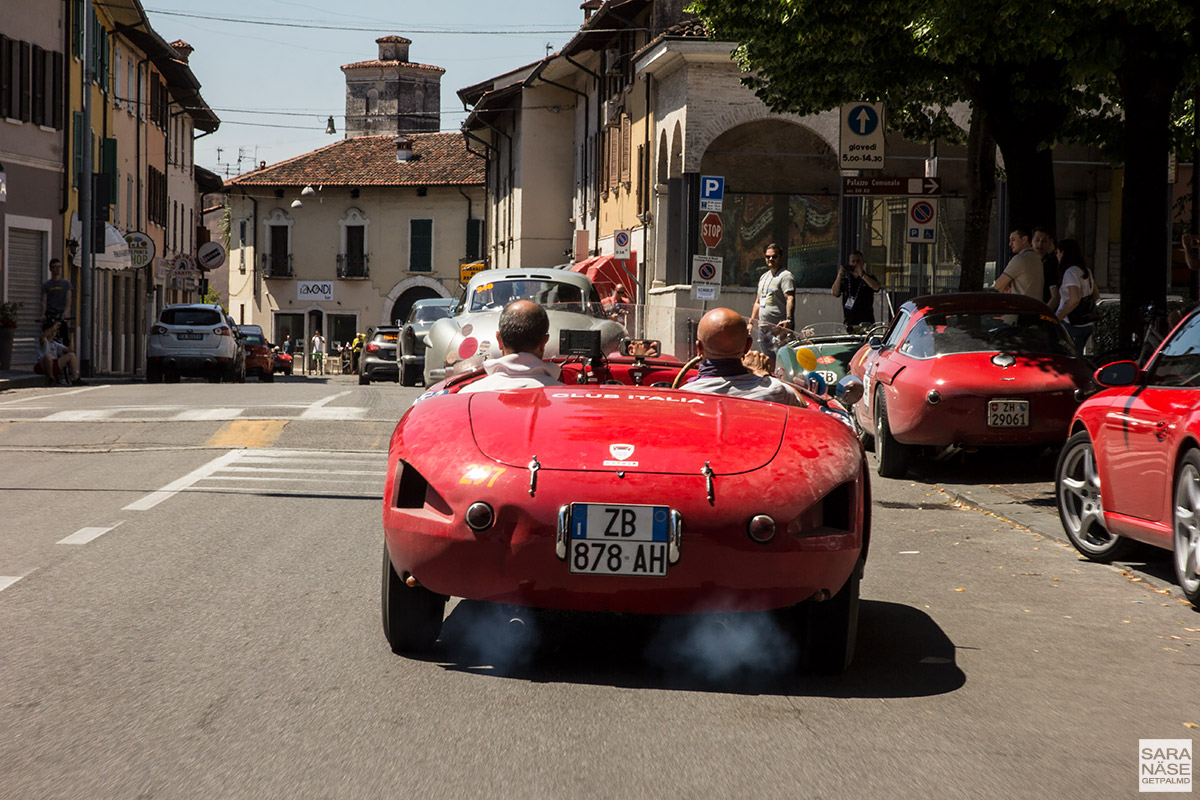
850 293 1093 478
1056 308 1200 606
381 310 870 673
240 332 276 382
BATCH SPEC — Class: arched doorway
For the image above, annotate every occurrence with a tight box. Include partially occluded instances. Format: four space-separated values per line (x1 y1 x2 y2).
390 286 442 327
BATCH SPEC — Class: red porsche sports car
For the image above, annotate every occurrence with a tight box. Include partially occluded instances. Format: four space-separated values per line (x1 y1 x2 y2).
1056 308 1200 606
381 309 870 673
850 293 1093 478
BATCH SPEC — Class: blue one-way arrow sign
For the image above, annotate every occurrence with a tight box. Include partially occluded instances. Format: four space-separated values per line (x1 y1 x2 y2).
839 102 886 169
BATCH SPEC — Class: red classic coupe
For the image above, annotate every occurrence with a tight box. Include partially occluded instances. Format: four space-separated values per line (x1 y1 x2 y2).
381 310 870 673
850 293 1093 478
1056 308 1200 606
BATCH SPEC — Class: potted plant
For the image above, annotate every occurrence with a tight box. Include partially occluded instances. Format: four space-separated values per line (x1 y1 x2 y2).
0 300 21 371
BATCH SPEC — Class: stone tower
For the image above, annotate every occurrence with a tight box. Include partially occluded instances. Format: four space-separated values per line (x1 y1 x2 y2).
341 36 444 138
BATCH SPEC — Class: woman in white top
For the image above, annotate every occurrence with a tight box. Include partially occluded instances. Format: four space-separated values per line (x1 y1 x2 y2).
1052 239 1100 355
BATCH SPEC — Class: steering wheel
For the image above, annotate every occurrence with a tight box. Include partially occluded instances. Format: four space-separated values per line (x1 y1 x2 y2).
671 356 703 389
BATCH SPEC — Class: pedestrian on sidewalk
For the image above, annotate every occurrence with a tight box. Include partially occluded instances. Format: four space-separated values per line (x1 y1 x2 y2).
35 320 82 386
995 228 1045 301
310 330 325 375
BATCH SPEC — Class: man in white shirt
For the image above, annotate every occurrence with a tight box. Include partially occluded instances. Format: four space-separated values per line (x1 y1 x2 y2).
310 330 325 375
35 320 81 386
994 228 1045 301
459 301 563 393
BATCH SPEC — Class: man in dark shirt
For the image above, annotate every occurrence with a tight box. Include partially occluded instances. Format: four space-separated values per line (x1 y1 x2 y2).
831 250 880 331
40 258 73 322
1032 227 1058 305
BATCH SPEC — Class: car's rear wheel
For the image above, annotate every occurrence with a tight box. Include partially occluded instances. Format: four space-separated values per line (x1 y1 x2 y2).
874 387 910 479
260 370 274 383
146 362 162 384
777 560 861 675
359 371 370 385
164 370 180 384
1056 430 1133 561
1172 449 1200 606
209 372 222 383
381 545 445 653
401 363 420 386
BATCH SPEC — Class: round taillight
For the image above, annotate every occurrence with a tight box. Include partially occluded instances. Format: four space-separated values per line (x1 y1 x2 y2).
926 390 941 405
458 337 479 360
747 514 775 543
465 502 495 531
151 324 167 335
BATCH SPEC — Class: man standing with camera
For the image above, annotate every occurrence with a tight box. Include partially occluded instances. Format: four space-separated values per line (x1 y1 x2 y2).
832 250 880 331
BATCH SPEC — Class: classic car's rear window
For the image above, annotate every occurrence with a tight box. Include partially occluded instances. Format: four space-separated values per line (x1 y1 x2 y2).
469 280 587 313
903 312 1074 357
242 333 265 346
410 304 454 323
160 308 223 326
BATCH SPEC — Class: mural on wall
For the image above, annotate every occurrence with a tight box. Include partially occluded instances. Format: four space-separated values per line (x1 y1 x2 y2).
699 193 839 289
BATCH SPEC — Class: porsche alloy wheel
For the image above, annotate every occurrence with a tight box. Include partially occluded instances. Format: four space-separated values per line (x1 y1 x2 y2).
381 544 446 653
1172 450 1200 606
874 388 910 479
1056 431 1133 561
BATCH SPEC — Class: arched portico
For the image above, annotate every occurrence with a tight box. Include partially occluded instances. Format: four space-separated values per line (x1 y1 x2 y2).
383 275 452 327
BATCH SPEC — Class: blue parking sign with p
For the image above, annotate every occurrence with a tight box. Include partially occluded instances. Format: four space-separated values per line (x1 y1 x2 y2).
700 175 724 211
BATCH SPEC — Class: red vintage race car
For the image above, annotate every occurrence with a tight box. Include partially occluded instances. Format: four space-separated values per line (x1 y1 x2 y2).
381 306 870 673
1056 307 1200 606
850 292 1093 478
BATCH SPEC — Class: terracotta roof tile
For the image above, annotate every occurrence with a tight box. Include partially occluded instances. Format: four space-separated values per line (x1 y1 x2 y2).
225 133 484 188
341 59 446 74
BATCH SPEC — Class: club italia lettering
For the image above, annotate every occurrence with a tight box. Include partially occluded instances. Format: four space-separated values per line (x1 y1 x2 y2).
551 392 704 403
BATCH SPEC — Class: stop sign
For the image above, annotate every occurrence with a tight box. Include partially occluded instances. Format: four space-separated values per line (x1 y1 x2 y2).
701 212 723 249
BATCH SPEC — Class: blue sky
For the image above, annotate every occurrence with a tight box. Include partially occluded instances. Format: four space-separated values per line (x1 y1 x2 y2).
142 1 586 177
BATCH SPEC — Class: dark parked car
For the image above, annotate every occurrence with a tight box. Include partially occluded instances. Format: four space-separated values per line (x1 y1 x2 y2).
359 327 400 384
399 297 456 386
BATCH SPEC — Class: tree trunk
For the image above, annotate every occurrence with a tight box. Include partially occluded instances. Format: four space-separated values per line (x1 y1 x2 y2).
959 106 996 291
1115 35 1183 357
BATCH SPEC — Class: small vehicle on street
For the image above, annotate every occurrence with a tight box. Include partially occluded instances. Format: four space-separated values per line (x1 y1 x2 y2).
850 293 1093 478
146 303 245 383
382 305 869 673
399 297 456 386
272 349 294 375
241 331 276 382
777 321 886 388
1056 307 1200 606
359 327 400 384
422 268 626 386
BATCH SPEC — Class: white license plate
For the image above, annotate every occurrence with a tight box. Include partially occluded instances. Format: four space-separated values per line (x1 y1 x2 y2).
177 333 204 340
988 399 1030 427
567 503 670 577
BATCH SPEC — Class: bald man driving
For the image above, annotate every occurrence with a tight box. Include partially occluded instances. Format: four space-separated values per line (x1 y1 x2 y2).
685 307 801 406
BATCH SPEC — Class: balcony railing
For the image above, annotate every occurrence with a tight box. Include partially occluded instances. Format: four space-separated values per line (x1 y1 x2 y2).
337 253 370 279
260 252 293 278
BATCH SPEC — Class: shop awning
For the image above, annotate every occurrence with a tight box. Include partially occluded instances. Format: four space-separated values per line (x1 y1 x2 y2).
569 253 637 299
69 215 133 270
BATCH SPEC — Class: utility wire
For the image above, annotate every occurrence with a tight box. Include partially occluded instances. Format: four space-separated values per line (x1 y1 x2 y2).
143 8 579 35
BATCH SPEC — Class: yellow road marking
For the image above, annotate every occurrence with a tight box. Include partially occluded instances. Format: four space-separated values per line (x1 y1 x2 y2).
205 419 287 448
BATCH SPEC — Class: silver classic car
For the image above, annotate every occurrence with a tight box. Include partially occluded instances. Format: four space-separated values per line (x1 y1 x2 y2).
398 297 456 385
423 268 626 386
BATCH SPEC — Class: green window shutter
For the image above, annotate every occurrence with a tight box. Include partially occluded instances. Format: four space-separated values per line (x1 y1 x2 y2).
72 111 83 187
100 28 109 91
466 218 482 261
72 0 83 59
102 137 117 203
409 219 433 272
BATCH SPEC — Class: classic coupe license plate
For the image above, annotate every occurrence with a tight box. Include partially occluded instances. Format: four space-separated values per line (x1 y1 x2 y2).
177 332 204 340
987 399 1030 427
568 503 670 577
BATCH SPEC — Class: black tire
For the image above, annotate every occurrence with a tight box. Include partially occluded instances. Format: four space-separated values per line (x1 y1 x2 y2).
778 560 862 675
359 372 370 385
1172 449 1200 606
260 370 274 383
164 370 181 384
1056 430 1135 561
852 404 874 451
209 372 222 383
401 363 420 386
381 545 445 653
874 387 910 479
146 362 162 384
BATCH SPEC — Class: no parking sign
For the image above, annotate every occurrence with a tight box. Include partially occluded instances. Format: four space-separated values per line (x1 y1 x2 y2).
614 229 631 259
691 255 722 301
906 198 937 244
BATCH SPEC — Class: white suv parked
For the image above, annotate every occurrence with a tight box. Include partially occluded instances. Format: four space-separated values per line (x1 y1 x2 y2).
146 304 245 383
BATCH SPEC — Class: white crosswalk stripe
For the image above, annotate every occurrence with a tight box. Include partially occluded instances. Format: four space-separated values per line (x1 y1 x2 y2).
0 405 390 422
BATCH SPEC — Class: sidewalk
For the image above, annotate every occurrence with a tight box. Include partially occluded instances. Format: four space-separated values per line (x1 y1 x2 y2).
0 369 51 391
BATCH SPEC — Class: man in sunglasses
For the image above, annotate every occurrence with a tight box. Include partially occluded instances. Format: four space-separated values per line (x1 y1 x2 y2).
832 250 880 332
749 242 794 367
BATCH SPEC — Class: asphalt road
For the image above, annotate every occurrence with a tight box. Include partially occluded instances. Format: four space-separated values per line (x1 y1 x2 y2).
0 376 1196 798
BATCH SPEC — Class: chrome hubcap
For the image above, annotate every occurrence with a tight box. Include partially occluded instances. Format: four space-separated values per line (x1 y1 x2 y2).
1174 465 1200 593
1059 442 1109 550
